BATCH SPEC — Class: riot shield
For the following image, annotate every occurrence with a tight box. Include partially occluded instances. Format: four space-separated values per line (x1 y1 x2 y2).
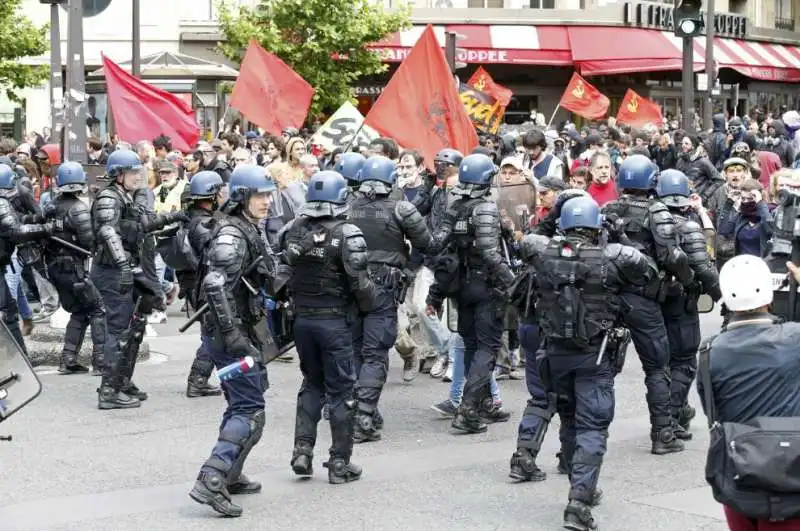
493 178 536 234
0 320 42 425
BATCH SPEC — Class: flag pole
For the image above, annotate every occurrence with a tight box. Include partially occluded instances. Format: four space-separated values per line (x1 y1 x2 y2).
546 105 560 128
342 120 367 154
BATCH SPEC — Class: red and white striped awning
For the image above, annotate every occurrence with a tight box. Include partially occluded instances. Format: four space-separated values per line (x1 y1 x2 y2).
645 33 800 82
369 24 572 66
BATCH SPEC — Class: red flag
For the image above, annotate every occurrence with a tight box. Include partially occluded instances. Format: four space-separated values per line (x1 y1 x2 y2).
615 88 664 128
467 66 512 108
558 73 610 120
365 25 478 169
102 54 199 152
230 40 314 136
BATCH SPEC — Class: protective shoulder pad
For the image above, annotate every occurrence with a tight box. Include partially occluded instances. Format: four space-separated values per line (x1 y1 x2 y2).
92 194 121 225
472 200 500 218
395 200 420 220
680 219 704 235
341 222 366 242
648 200 671 217
520 233 549 260
603 242 625 260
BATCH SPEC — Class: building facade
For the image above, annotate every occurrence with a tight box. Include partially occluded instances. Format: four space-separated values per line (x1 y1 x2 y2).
4 0 800 138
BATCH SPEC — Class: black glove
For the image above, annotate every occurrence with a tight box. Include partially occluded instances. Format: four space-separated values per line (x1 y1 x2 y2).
119 266 133 295
224 330 261 360
166 211 190 224
44 219 64 234
42 203 57 219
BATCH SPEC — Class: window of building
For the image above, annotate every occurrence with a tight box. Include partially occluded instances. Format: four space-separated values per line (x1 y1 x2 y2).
775 0 793 19
468 0 505 7
529 0 555 8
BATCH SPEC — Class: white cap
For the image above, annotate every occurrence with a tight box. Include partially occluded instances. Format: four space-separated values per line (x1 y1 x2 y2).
719 255 773 311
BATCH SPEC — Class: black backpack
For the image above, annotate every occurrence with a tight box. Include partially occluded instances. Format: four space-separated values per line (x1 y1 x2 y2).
155 223 199 273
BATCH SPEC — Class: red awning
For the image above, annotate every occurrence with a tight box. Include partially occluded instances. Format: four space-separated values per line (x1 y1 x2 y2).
567 26 705 76
705 37 800 82
369 24 572 65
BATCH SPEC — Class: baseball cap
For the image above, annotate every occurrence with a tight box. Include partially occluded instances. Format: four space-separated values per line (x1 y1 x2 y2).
155 160 176 173
537 176 566 192
499 157 523 171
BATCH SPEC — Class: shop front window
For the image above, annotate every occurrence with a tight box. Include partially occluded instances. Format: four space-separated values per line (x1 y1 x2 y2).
504 95 539 125
85 94 108 141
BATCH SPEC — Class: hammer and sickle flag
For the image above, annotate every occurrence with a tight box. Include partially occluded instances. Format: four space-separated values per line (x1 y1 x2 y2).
615 88 664 128
558 72 609 121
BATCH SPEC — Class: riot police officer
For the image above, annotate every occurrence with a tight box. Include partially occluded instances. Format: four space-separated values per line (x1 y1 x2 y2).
92 150 187 410
335 152 366 193
45 162 105 375
0 163 59 352
521 196 656 531
347 155 432 443
427 153 514 434
179 171 225 398
278 170 376 484
602 154 693 454
189 165 278 518
413 148 463 231
656 170 721 439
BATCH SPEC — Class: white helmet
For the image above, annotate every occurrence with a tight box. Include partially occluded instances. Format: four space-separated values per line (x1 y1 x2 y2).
719 255 773 311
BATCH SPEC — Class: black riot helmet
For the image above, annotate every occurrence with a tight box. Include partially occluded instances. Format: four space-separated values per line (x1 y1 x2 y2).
434 148 463 180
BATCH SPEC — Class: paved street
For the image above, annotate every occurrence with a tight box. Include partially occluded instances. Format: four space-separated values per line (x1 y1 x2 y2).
0 308 729 531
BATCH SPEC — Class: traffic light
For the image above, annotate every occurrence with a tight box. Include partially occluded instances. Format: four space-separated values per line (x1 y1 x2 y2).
674 0 703 38
445 32 467 74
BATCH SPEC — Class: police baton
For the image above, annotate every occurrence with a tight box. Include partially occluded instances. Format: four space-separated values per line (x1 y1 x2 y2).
178 256 264 333
50 236 92 257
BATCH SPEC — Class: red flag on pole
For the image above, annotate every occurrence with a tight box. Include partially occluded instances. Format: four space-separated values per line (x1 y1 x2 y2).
102 54 200 152
615 88 664 128
365 25 478 168
230 40 314 136
558 72 610 120
467 66 512 107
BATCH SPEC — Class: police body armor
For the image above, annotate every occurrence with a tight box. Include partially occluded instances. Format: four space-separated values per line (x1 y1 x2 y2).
92 187 141 267
44 195 94 261
199 215 277 362
175 208 216 308
348 196 408 270
534 240 620 348
286 218 350 313
11 188 45 268
451 197 497 278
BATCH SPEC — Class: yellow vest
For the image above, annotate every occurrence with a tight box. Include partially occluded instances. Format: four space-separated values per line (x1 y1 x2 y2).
153 179 188 214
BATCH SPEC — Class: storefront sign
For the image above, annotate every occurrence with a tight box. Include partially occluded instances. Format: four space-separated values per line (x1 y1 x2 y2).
310 101 379 152
375 47 511 64
355 86 384 97
624 2 747 39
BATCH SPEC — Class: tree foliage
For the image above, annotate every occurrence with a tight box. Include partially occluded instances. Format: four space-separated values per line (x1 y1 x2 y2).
218 0 411 118
0 0 48 101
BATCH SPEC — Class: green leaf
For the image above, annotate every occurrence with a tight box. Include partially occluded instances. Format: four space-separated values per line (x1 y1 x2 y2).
0 0 48 101
217 0 410 119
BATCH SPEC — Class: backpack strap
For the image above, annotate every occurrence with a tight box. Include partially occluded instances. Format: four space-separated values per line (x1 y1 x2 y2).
698 334 719 429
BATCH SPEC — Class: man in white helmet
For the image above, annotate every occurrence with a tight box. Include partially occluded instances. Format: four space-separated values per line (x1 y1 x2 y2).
698 254 800 529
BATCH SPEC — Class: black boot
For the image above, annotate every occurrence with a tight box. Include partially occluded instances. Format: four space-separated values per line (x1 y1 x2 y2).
97 376 140 410
189 469 242 517
563 500 598 531
91 350 104 376
452 403 487 434
479 397 510 424
89 314 106 377
187 359 222 398
58 356 89 375
651 426 685 455
353 410 381 444
673 405 696 440
121 379 148 402
291 443 314 477
58 336 89 375
324 458 362 485
509 448 547 482
228 473 261 495
556 452 570 475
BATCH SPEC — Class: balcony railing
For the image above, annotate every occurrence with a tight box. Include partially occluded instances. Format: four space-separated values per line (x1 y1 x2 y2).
775 17 796 31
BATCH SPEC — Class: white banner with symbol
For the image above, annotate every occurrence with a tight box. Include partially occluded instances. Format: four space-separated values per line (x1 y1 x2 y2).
310 102 379 152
